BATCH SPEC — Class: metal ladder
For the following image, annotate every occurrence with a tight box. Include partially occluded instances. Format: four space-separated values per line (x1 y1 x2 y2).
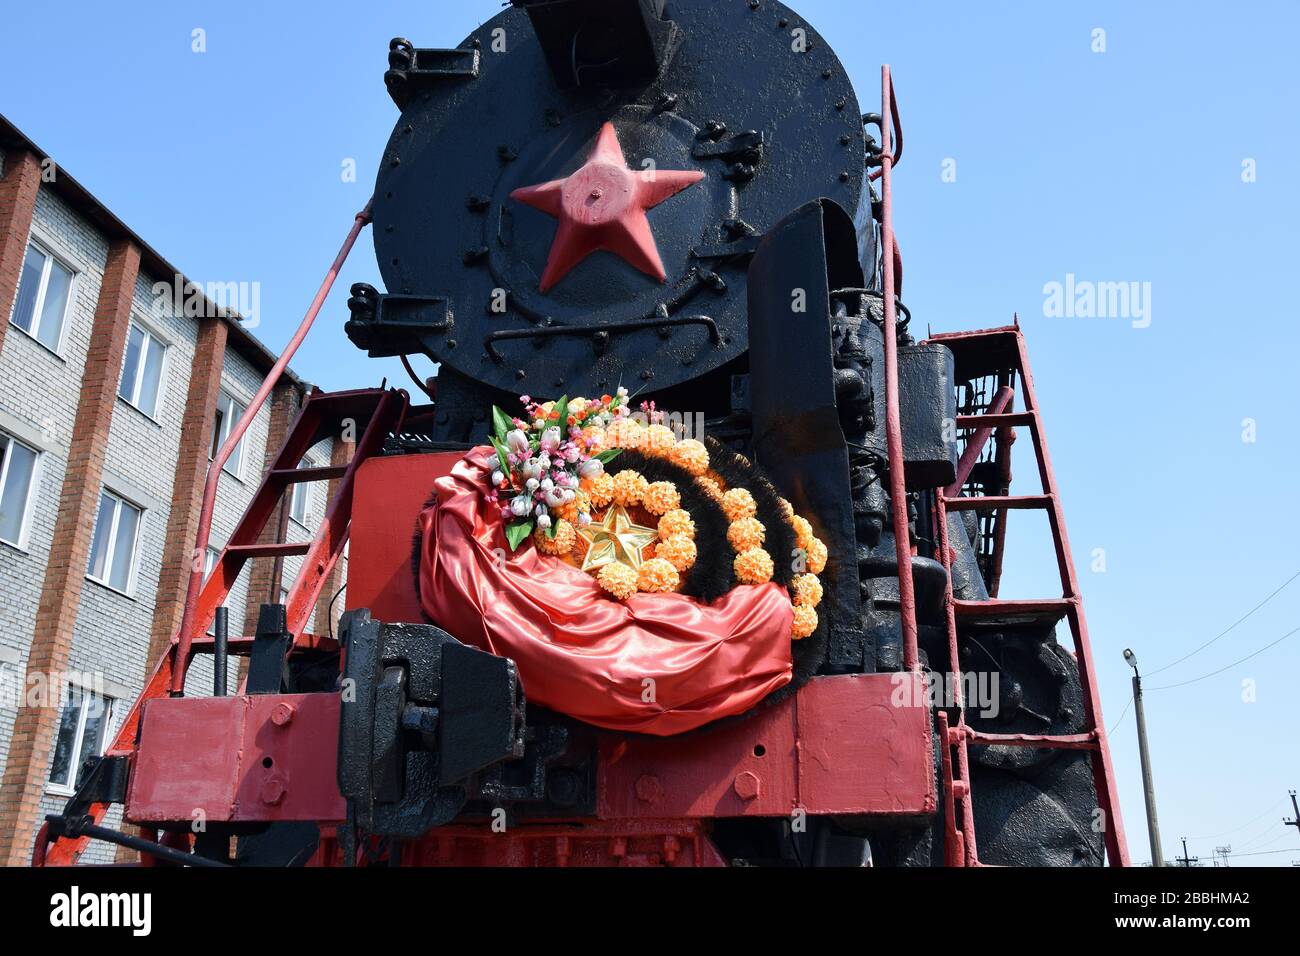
179 386 407 663
927 322 1129 866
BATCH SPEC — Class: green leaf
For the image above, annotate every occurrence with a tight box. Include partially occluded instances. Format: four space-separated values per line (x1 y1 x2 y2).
489 436 511 477
504 517 535 551
546 519 557 539
491 405 512 443
595 448 622 464
550 394 569 432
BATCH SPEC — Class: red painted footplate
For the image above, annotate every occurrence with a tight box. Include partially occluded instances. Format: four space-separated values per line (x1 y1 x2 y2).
127 693 346 824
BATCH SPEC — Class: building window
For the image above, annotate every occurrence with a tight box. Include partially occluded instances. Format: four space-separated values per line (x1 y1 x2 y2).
210 392 246 478
0 432 40 547
289 458 312 525
48 684 115 793
10 241 75 353
86 489 142 594
118 321 167 418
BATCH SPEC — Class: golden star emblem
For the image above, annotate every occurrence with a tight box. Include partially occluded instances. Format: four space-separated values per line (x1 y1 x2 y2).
577 504 658 573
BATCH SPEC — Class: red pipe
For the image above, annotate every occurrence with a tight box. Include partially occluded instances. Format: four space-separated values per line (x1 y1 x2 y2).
943 385 1013 497
169 200 374 694
877 66 919 673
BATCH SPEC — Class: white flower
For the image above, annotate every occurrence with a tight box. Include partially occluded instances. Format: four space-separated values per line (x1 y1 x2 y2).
491 469 504 486
525 477 539 492
578 512 592 527
616 386 629 399
536 513 551 530
506 429 530 456
579 458 604 478
544 487 566 508
539 426 562 453
539 477 554 493
509 496 530 517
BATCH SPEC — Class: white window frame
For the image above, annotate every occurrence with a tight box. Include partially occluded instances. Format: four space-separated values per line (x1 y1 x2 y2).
9 237 76 357
86 488 144 596
46 685 116 796
289 457 314 526
211 391 247 480
0 431 41 550
117 319 168 420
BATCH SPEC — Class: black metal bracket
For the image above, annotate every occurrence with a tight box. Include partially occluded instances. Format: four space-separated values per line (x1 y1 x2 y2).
485 314 719 362
345 283 454 358
384 39 480 109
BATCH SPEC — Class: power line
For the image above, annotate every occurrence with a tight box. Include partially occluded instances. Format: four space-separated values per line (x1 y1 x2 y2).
1149 624 1300 691
1188 798 1286 840
1106 691 1134 736
1224 846 1300 859
1147 570 1299 676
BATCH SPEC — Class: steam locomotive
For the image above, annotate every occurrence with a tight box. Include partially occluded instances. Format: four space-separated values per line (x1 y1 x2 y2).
37 0 1127 867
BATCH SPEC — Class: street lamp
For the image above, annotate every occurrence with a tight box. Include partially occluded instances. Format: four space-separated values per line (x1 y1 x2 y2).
1125 648 1163 866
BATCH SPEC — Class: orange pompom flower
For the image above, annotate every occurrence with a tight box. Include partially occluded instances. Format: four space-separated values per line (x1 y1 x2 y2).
727 516 766 552
585 472 615 509
611 469 648 508
658 509 696 540
670 439 710 476
791 573 823 608
733 547 774 584
636 557 680 593
655 534 697 572
641 481 681 516
597 562 638 600
805 537 828 575
791 604 818 639
721 487 757 522
534 519 576 556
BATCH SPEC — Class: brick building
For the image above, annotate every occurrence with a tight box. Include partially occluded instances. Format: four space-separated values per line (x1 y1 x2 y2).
0 115 349 865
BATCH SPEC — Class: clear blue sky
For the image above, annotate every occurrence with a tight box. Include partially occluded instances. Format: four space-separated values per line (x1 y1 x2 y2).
3 1 1297 865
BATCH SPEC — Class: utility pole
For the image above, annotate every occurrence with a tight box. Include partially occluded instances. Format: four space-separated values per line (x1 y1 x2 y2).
1124 648 1163 866
1213 845 1231 867
1176 837 1199 868
1284 790 1299 840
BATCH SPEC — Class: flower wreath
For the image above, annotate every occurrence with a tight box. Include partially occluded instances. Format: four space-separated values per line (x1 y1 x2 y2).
484 392 826 641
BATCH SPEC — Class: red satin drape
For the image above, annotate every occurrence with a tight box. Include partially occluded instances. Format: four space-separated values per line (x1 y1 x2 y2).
417 449 793 735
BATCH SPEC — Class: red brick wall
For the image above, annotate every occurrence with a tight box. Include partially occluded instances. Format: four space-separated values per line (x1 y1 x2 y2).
0 238 141 866
0 150 42 347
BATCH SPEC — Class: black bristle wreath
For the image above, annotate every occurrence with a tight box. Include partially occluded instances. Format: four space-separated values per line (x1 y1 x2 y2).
701 436 799 589
605 450 736 602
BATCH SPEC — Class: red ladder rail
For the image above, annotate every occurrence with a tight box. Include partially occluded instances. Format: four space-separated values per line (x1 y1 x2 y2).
928 323 1129 866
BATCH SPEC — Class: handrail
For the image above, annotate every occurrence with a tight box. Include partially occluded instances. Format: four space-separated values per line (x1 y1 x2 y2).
876 66 919 673
169 199 374 694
